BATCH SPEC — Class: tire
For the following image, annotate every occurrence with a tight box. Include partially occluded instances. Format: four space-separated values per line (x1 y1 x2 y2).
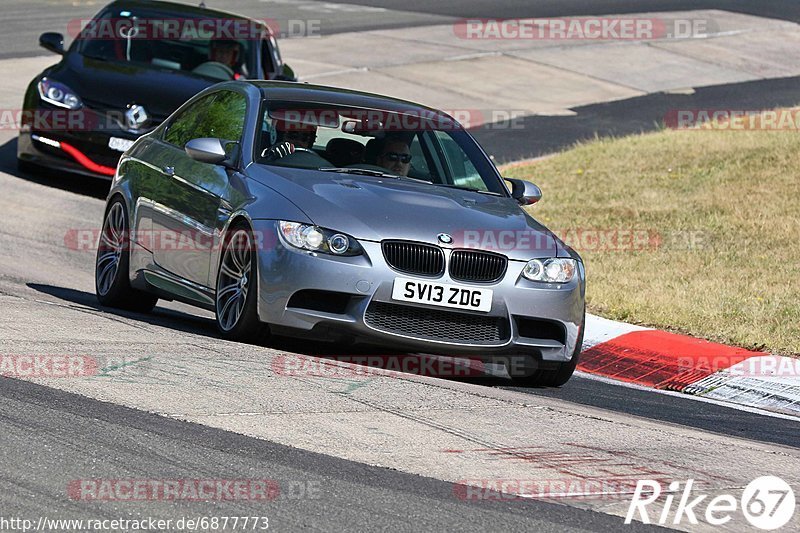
95 198 158 313
17 158 39 175
215 223 270 343
512 311 585 388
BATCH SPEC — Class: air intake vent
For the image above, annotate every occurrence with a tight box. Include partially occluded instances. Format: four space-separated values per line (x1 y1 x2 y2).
365 302 509 345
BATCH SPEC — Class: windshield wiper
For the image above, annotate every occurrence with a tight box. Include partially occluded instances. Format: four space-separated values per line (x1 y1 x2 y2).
80 51 109 61
432 183 502 196
318 168 432 184
318 167 399 179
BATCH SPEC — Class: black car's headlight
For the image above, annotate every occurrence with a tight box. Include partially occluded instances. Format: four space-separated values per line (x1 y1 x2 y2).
278 221 362 256
38 78 82 110
522 258 578 283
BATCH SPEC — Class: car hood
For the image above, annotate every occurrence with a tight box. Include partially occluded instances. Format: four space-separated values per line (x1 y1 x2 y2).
250 166 558 260
50 54 214 121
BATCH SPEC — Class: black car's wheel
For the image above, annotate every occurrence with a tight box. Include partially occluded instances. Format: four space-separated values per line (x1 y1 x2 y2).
512 311 585 388
95 199 158 312
17 158 39 175
215 224 270 343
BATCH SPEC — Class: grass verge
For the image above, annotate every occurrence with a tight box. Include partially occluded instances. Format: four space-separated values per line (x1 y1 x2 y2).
503 121 800 355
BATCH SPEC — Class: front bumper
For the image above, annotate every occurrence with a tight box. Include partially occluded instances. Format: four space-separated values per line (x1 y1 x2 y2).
252 220 585 363
17 104 155 179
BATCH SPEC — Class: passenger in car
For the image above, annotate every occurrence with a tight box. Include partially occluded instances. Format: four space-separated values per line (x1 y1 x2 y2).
375 136 412 176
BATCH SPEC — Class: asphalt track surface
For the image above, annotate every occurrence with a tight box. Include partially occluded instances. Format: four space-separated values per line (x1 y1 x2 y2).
2 0 800 530
1 377 666 532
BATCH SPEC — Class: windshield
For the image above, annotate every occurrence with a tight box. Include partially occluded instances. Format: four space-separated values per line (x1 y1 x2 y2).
75 8 259 81
256 100 507 195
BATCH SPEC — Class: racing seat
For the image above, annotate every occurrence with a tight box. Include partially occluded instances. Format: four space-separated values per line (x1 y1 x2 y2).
363 138 381 165
325 138 365 167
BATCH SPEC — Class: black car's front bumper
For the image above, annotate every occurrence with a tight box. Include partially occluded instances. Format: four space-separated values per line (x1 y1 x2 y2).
17 104 156 179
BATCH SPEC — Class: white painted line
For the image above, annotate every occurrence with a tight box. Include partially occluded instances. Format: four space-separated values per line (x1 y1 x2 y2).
301 67 369 80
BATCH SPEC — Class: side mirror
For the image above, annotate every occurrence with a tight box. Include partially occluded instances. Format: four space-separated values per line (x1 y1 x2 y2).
39 32 65 55
505 178 542 205
185 138 235 166
274 63 296 82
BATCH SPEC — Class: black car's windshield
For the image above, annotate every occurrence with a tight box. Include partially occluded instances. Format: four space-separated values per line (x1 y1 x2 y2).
76 8 259 81
256 100 507 195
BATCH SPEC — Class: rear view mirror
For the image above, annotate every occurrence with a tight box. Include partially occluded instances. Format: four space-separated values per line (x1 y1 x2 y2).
505 178 542 205
39 32 65 55
186 138 232 166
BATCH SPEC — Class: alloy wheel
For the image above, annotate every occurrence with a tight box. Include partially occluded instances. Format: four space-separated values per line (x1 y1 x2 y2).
216 229 252 331
96 202 126 296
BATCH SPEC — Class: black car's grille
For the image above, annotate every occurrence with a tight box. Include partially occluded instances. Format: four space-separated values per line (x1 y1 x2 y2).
449 250 508 283
382 241 444 277
364 302 509 345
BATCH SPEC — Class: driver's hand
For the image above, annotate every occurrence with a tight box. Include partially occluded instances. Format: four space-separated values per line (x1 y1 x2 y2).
261 141 295 161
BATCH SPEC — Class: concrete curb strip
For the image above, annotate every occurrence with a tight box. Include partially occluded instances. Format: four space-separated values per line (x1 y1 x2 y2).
582 314 800 416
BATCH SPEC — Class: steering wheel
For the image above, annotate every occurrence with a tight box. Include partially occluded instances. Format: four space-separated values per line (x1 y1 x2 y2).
291 147 315 154
192 61 235 81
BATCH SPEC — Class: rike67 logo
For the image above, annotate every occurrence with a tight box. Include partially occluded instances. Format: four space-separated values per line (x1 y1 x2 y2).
626 476 796 530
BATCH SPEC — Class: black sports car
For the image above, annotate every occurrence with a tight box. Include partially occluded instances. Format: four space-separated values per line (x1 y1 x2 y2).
17 0 295 179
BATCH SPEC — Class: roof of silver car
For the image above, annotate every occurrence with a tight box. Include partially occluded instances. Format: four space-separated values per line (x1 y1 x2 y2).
250 81 456 122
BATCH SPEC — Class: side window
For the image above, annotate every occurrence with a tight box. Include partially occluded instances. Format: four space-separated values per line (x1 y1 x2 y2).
163 91 247 150
432 130 487 191
163 94 216 148
196 91 247 144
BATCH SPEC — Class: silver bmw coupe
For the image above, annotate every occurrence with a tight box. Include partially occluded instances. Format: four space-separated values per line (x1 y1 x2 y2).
95 81 585 386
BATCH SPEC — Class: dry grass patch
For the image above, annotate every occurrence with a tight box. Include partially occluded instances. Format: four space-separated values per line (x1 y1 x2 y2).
503 124 800 355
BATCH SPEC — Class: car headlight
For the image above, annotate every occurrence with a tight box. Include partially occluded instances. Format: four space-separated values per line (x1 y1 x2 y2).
38 78 82 110
522 258 578 283
278 221 362 256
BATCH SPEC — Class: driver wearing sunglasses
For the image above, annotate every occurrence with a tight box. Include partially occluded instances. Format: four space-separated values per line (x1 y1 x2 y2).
376 138 412 176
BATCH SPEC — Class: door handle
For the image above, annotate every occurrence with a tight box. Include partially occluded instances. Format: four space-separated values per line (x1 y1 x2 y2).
164 166 175 176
